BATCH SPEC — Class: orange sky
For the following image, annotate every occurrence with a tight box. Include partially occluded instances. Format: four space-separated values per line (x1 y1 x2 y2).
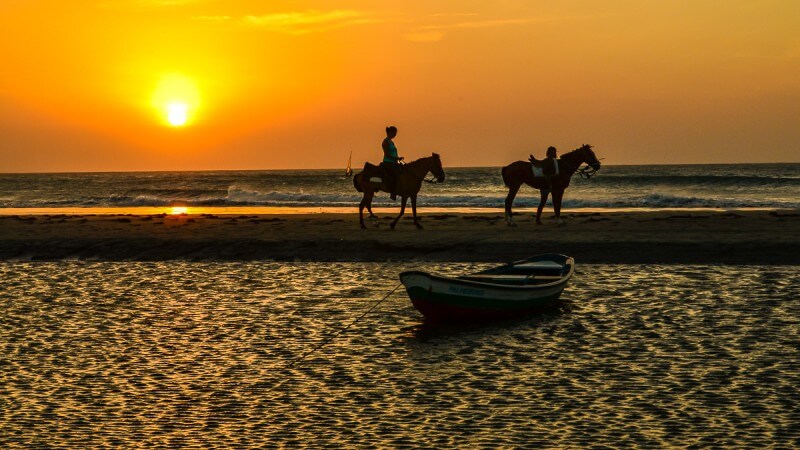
1 0 799 172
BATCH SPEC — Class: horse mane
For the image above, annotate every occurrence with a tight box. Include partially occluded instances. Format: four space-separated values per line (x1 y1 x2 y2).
559 144 592 164
406 153 439 167
561 144 591 159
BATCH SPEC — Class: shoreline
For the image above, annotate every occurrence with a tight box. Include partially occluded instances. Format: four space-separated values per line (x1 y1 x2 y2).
1 209 798 264
0 206 792 216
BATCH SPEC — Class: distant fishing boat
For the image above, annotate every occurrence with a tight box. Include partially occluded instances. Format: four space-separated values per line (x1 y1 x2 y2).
400 254 574 322
345 151 353 178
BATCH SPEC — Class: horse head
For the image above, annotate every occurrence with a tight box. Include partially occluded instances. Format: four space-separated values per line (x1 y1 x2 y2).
429 153 446 182
579 144 601 171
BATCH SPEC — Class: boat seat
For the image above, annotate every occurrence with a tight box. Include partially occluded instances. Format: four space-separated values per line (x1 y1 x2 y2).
513 261 564 270
462 274 530 281
460 274 564 283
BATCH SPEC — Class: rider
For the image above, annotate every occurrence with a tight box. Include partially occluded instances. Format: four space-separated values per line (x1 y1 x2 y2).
530 146 558 189
381 126 404 200
544 146 558 189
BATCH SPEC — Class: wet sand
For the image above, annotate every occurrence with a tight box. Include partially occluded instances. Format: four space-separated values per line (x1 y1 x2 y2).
2 262 799 447
0 210 798 264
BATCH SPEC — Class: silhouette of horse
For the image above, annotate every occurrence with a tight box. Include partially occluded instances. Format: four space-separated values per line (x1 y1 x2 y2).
501 144 601 226
353 153 446 229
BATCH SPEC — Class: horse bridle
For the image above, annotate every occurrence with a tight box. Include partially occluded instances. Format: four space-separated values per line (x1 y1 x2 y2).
577 158 604 179
577 165 599 179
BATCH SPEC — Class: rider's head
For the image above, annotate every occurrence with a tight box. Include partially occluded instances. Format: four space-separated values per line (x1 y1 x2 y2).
546 146 557 158
386 126 397 138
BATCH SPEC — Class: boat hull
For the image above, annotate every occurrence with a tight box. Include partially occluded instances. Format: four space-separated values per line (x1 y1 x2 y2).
407 288 566 322
400 259 572 322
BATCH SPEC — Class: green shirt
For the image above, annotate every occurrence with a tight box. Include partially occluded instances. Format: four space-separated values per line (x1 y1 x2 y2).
383 138 398 164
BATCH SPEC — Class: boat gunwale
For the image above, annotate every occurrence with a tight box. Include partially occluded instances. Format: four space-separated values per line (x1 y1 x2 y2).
400 255 575 291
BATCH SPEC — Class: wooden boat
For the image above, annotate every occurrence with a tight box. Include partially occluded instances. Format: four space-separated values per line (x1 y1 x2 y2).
400 254 574 322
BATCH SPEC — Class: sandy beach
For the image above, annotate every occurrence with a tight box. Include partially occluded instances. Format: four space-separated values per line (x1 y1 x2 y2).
1 209 798 264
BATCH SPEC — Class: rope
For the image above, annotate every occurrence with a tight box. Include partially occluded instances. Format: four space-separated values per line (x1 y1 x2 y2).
284 282 403 369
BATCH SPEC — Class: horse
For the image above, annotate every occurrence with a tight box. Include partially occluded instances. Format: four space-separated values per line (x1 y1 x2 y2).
501 144 601 226
353 153 446 230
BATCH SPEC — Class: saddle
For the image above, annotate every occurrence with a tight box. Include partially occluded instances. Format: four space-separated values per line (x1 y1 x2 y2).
362 162 397 183
362 162 382 183
529 156 559 178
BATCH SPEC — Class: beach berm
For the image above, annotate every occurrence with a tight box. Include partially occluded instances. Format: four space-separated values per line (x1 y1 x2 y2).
1 210 798 264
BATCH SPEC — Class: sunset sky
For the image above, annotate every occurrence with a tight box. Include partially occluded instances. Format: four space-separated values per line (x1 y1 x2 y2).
1 0 799 172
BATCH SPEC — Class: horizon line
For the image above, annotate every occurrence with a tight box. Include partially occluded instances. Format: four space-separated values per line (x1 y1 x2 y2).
1 161 799 175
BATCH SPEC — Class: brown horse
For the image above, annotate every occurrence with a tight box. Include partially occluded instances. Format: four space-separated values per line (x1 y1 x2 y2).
501 144 601 226
353 153 446 229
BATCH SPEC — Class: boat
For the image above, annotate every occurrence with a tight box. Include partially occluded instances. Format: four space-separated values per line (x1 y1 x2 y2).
400 254 574 322
345 150 353 178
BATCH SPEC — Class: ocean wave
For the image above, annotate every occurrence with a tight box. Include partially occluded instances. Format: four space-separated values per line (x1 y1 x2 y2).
560 194 800 209
2 166 800 209
4 190 798 209
590 174 800 187
225 187 360 206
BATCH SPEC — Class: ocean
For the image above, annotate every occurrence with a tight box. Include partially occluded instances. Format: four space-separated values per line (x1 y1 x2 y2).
1 262 798 447
1 163 799 211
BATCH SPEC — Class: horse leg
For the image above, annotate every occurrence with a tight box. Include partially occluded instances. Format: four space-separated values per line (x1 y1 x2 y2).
536 190 549 225
391 196 408 230
504 184 520 226
411 194 422 229
553 190 564 226
364 191 377 219
364 191 378 224
359 193 368 229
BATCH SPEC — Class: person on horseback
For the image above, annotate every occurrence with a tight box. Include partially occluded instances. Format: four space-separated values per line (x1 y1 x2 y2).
530 146 558 166
530 146 558 189
381 126 404 200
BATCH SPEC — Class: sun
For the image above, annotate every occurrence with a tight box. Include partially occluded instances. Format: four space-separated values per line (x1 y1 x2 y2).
152 73 200 127
166 102 188 127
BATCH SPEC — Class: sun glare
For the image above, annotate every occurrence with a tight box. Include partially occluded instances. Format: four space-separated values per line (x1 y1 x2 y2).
167 102 188 126
152 74 200 127
169 206 188 215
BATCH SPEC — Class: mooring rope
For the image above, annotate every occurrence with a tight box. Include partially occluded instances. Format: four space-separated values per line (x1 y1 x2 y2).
284 282 403 369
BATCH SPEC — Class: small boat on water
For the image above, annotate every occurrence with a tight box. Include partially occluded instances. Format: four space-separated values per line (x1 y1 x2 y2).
400 254 574 322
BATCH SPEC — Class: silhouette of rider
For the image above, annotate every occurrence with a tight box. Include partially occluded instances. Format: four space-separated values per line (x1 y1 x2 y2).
530 146 558 189
543 146 558 188
381 126 404 200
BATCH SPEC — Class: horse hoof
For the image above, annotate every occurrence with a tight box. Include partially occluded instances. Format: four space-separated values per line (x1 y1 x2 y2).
360 224 367 230
507 222 517 227
390 223 397 230
415 223 423 230
536 221 542 225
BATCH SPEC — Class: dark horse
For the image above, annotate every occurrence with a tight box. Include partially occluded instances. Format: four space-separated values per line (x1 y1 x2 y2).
353 153 446 230
501 144 601 226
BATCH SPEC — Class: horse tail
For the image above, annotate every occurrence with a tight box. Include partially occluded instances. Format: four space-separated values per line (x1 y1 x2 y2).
353 172 363 192
501 165 510 188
